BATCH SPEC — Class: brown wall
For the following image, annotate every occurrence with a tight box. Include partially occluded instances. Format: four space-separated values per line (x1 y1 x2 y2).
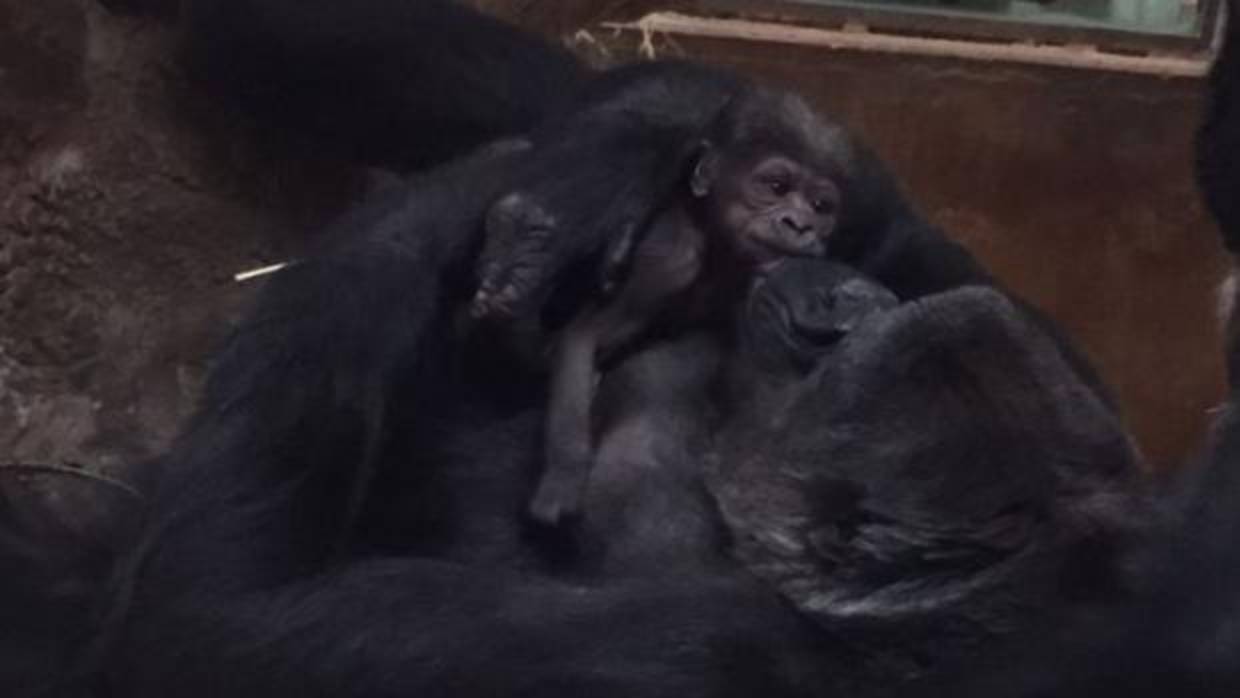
0 1 1225 471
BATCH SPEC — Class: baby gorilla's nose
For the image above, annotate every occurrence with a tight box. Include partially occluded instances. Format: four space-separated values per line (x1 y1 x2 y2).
780 214 813 236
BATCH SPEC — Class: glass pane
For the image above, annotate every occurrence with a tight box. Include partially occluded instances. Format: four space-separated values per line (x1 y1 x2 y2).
794 0 1205 37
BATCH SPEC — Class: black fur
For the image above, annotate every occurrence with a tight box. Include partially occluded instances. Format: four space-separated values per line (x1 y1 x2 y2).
178 0 587 170
0 466 142 698
1198 0 1240 254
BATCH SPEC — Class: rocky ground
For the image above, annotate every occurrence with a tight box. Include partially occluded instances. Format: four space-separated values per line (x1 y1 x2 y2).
0 0 367 474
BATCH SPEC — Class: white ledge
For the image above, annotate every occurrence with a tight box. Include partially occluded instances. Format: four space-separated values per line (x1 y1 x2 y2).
603 12 1211 78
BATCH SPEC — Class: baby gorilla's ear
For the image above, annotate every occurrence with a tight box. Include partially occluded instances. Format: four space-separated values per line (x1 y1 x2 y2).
690 141 720 198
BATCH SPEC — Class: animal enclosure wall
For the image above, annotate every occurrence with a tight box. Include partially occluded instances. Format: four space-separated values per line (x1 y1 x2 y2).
0 0 1224 472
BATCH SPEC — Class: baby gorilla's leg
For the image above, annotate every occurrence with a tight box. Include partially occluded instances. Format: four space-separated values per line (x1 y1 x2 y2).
531 325 599 526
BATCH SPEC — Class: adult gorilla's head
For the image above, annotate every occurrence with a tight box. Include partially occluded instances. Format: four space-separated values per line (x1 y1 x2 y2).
711 270 1148 679
721 259 897 426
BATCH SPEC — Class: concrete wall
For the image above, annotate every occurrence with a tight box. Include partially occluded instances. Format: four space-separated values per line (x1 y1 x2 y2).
0 0 1224 472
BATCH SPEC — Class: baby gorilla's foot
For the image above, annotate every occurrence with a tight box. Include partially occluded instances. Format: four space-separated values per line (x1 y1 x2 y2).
473 193 559 321
528 457 591 527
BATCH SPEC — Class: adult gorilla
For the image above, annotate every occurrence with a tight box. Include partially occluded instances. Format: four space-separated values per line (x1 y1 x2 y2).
76 127 1147 697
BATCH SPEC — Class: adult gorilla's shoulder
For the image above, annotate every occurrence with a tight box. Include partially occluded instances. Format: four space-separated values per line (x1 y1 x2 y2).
713 286 1147 685
934 4 1240 693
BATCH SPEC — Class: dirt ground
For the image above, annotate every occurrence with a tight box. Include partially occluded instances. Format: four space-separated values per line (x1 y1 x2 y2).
0 0 368 474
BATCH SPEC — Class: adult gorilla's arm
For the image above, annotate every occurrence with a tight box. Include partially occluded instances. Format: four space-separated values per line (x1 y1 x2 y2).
102 146 536 695
117 557 835 698
105 148 521 691
1198 0 1240 255
176 0 588 170
133 142 528 565
103 141 835 697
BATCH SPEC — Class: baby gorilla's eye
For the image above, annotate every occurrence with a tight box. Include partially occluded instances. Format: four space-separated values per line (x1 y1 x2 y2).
768 180 791 197
812 198 835 214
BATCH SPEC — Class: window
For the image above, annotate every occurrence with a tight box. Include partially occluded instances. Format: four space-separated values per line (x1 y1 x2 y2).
698 0 1221 52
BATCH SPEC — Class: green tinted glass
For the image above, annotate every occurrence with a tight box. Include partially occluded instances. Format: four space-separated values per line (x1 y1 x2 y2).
794 0 1205 37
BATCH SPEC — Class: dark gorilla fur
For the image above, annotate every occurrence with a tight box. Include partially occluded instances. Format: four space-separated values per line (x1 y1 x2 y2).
712 285 1145 682
177 0 587 170
0 467 141 698
2 144 1146 697
90 149 1144 694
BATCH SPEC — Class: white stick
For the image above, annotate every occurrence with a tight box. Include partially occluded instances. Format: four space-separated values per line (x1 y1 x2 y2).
234 262 291 283
606 12 1211 78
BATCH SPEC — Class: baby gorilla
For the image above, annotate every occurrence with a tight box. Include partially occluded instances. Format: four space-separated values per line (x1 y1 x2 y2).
572 259 898 574
502 91 850 525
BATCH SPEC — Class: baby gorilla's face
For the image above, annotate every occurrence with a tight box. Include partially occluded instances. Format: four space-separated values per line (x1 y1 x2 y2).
712 153 841 265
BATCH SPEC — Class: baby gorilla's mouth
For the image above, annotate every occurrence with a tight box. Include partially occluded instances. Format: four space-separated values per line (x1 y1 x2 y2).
749 224 827 263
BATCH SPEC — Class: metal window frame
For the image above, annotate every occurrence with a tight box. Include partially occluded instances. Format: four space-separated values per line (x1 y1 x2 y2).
691 0 1221 54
